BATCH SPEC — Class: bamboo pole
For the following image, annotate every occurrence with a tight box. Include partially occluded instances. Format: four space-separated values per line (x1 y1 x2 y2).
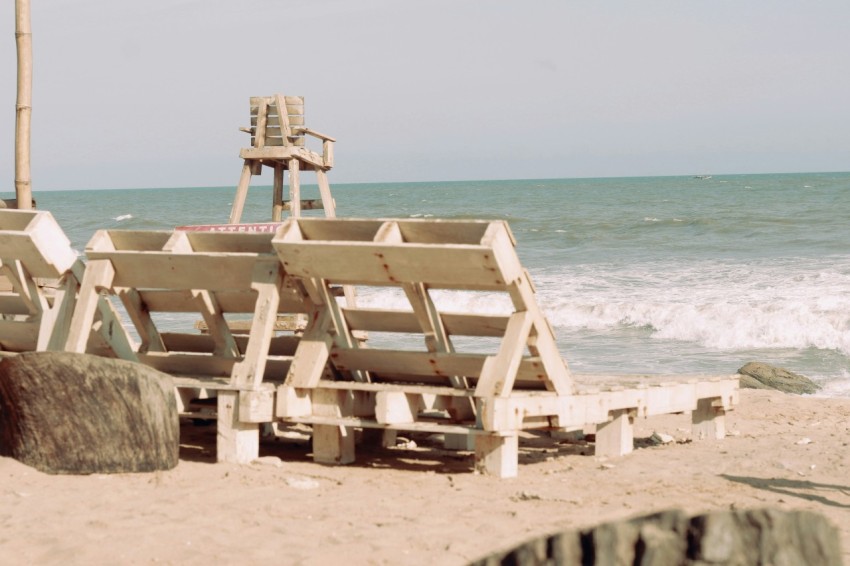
15 0 33 209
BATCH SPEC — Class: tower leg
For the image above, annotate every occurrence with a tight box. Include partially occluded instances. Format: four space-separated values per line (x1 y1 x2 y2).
316 169 336 218
229 161 253 224
272 163 284 221
288 159 301 217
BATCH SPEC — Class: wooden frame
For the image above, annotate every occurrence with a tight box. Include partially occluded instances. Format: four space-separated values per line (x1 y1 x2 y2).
0 209 130 356
271 218 739 477
63 229 311 463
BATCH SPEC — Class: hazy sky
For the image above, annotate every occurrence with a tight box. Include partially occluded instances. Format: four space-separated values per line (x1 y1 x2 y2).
2 1 849 191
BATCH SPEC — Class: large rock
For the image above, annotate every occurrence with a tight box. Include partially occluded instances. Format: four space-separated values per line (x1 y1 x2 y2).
470 508 842 566
0 352 179 474
737 361 820 395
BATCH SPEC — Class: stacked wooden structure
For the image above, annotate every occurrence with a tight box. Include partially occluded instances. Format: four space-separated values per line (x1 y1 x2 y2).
61 228 306 463
270 218 738 477
0 209 132 357
0 96 740 477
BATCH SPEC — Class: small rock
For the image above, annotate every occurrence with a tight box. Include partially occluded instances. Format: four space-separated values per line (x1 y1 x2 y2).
650 432 675 445
737 362 820 395
253 456 284 468
285 476 320 490
796 437 813 445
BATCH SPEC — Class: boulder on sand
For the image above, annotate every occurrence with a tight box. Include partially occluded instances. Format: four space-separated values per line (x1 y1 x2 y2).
0 352 179 474
469 508 842 566
737 361 820 395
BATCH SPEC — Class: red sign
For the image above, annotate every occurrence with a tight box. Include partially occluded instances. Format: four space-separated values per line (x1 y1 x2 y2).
176 222 283 233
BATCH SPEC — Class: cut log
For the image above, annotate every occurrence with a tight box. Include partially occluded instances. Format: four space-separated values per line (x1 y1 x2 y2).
0 352 178 474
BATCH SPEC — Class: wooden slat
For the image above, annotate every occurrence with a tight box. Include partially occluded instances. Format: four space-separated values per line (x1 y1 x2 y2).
329 348 547 386
161 332 300 356
82 253 268 291
276 242 518 289
136 352 291 381
0 210 78 278
341 308 509 337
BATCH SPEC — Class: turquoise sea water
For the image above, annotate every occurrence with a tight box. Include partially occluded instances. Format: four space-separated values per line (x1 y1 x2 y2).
31 172 850 397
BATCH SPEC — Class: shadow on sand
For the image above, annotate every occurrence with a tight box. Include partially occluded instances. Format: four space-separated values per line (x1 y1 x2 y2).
722 474 850 509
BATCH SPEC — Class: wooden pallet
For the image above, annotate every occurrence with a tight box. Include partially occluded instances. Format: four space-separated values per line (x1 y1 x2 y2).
271 218 739 477
63 229 310 463
0 209 131 356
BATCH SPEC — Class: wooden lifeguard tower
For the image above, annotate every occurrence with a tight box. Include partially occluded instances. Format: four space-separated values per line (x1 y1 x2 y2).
229 95 337 224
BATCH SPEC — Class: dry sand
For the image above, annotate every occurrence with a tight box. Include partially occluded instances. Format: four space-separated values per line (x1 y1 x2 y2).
1 389 848 565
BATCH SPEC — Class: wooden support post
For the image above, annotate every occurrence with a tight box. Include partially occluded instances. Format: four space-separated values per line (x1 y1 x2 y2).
474 434 518 478
43 272 79 351
312 424 355 464
595 409 634 458
444 433 475 451
229 161 253 224
217 391 259 464
316 170 336 218
311 389 355 464
692 398 726 440
288 159 301 217
64 259 115 353
272 163 284 222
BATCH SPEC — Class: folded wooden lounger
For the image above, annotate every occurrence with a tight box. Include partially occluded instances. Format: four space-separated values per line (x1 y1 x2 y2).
0 209 130 357
63 228 310 463
271 218 739 477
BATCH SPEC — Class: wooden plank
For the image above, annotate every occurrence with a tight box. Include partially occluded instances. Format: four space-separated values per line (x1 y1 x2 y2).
216 391 259 464
64 259 115 354
161 332 300 356
288 159 301 217
230 262 283 388
272 163 284 222
0 210 78 277
274 94 292 144
82 253 265 291
316 170 335 217
475 311 532 397
191 289 239 358
282 415 490 436
116 287 166 353
595 409 634 458
136 352 291 381
474 434 518 478
286 307 334 388
229 162 253 225
341 308 509 337
275 242 519 289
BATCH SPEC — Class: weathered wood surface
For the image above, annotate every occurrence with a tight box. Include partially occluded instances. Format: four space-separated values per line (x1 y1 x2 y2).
63 228 314 464
0 209 131 355
0 352 178 474
271 217 739 477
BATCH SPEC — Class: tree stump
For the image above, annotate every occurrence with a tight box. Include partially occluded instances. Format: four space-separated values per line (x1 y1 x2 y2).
0 352 179 474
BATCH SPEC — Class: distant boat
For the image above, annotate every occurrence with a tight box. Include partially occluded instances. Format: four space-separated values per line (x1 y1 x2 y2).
693 175 712 180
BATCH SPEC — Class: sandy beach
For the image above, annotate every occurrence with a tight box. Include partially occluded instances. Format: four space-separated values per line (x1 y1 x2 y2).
0 388 847 565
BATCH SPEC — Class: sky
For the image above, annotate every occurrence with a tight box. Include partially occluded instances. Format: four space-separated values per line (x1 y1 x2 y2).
2 1 850 191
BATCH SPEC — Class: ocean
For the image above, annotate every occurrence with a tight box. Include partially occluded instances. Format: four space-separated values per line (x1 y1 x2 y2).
33 172 850 397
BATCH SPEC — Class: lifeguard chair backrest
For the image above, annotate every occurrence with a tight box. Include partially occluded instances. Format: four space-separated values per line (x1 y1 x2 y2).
249 95 305 149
